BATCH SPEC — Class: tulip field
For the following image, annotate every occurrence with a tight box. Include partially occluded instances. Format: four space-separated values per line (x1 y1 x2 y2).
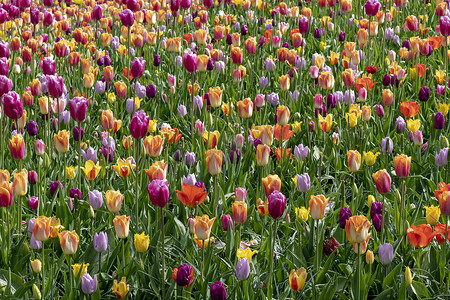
3 0 450 298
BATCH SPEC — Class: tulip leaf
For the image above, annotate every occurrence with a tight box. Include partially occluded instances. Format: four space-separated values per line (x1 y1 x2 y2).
318 277 338 300
317 251 335 284
0 268 24 296
411 280 431 298
382 264 401 290
373 287 393 299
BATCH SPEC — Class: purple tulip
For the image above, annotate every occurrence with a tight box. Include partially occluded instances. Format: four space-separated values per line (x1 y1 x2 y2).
180 0 191 9
70 188 82 200
43 10 53 27
30 6 41 24
268 190 286 219
73 126 84 141
170 0 180 11
2 91 23 120
130 110 150 139
0 75 13 96
379 243 394 264
395 116 406 132
0 41 9 58
381 137 393 154
372 214 382 232
28 196 39 210
0 57 9 76
221 214 234 231
48 75 64 98
375 105 384 117
50 180 63 198
127 0 138 11
435 112 446 129
229 149 241 163
69 97 88 123
153 54 161 67
81 274 98 294
30 235 42 250
101 146 114 162
148 179 169 208
210 281 227 300
370 201 383 219
146 83 156 98
119 9 134 27
436 148 449 167
293 144 308 161
364 0 381 16
178 105 187 117
298 16 309 34
27 120 38 136
183 52 197 73
382 74 391 86
338 31 346 41
92 5 103 20
419 86 430 102
182 174 197 186
82 147 98 163
339 207 352 229
175 264 193 286
88 190 103 209
236 258 250 280
28 170 37 184
440 16 450 37
131 57 146 79
296 173 311 192
93 232 108 252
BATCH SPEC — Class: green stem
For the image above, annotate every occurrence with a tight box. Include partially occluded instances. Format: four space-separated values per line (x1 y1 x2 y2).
42 242 45 298
267 218 277 299
136 139 140 231
357 243 361 300
161 207 165 299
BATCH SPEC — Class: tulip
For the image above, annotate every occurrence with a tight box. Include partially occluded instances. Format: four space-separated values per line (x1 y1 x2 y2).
174 264 194 287
130 110 150 139
210 281 227 300
435 112 446 130
81 274 98 294
268 191 286 219
256 144 270 166
31 259 41 273
262 175 281 197
205 149 223 175
236 98 253 119
54 130 70 153
339 207 352 228
364 0 381 16
345 215 371 244
296 173 311 193
48 75 64 99
347 150 361 172
134 232 150 252
105 190 124 213
221 215 234 231
394 154 411 178
131 57 146 79
236 258 250 280
12 169 28 196
309 195 329 219
194 215 216 240
289 268 307 291
81 161 101 181
59 230 80 255
119 9 134 27
69 97 88 123
112 277 130 299
440 16 450 37
183 52 198 73
148 179 169 208
372 169 391 194
298 16 309 34
33 216 51 241
176 183 207 208
9 134 25 160
2 91 22 119
113 215 130 239
0 181 13 207
424 205 440 225
232 201 247 224
378 243 393 264
93 232 108 253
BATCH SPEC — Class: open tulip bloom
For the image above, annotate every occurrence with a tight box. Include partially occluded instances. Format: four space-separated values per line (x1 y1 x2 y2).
1 0 450 299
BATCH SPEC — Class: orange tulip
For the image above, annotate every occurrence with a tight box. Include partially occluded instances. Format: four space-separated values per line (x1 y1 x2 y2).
106 190 124 213
209 87 223 108
231 47 243 65
232 201 248 224
347 150 361 172
394 154 411 178
357 28 368 48
406 224 437 247
260 125 274 145
275 148 292 161
352 233 371 254
101 110 114 130
176 183 207 208
114 81 127 99
113 215 130 239
33 216 51 241
262 174 281 197
197 54 209 72
309 195 329 219
435 223 450 244
205 149 223 175
194 215 216 240
145 160 168 182
345 215 371 244
276 106 290 126
277 48 289 62
257 198 269 216
59 230 80 255
400 101 420 118
143 135 164 157
342 69 355 88
54 130 70 154
279 75 290 91
274 124 294 142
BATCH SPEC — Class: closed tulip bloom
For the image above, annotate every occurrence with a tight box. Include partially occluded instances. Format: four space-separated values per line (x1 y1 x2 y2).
33 216 51 241
131 57 146 78
382 89 394 106
381 137 393 154
289 268 307 291
113 215 130 239
2 91 22 119
342 69 355 87
148 179 169 208
236 98 253 119
145 160 168 182
81 161 101 181
235 188 247 202
210 281 227 300
130 110 150 139
364 0 381 16
394 154 411 178
176 183 207 208
438 191 450 216
12 169 28 196
276 105 290 125
318 71 335 90
339 207 352 228
209 87 223 108
114 81 127 99
372 169 391 194
378 243 393 264
112 277 130 299
134 232 150 252
260 125 274 145
54 130 70 153
194 215 216 240
0 181 13 207
93 232 108 253
69 97 88 123
236 258 250 280
105 190 124 213
232 201 247 224
205 149 223 175
345 215 371 244
183 52 198 73
440 16 450 37
9 134 25 160
256 144 270 166
81 274 98 295
59 230 80 255
268 190 286 219
143 135 164 157
48 75 64 98
423 205 440 225
174 264 194 287
262 174 282 197
309 195 329 219
119 9 134 26
347 150 361 172
435 112 446 130
221 214 234 231
31 259 41 273
231 47 243 65
296 173 311 192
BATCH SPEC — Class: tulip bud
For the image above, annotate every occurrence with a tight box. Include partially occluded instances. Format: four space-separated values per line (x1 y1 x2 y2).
441 136 450 148
187 217 195 234
365 250 374 264
31 259 42 273
405 267 412 286
32 284 41 300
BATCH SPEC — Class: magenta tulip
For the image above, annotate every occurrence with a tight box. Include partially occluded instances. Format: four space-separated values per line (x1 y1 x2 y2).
2 91 23 120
